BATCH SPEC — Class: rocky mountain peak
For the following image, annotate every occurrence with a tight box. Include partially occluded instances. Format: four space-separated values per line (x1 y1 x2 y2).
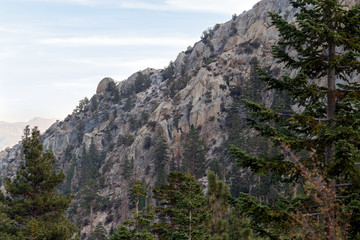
2 0 358 236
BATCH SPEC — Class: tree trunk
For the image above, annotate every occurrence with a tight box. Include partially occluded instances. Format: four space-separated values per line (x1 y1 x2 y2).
325 41 337 240
192 153 195 177
326 42 336 166
90 200 94 232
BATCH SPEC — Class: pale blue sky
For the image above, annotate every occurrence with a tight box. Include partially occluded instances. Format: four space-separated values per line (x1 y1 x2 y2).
0 0 260 122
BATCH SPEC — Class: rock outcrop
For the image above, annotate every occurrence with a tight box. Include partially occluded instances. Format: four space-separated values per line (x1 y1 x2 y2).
1 0 359 237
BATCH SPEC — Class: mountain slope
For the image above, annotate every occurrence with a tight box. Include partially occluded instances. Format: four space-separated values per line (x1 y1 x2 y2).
0 0 298 235
2 0 359 237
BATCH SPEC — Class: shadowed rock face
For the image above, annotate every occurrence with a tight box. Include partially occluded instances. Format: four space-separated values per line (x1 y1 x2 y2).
1 0 359 236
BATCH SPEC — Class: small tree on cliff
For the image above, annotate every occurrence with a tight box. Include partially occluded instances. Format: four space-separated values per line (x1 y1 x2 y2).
154 128 169 187
0 126 78 239
231 0 360 239
182 126 207 179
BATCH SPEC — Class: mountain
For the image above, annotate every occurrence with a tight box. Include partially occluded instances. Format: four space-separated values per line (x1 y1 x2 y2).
0 117 56 151
1 0 359 238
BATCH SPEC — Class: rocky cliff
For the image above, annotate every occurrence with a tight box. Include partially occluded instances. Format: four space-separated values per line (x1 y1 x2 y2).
1 0 358 237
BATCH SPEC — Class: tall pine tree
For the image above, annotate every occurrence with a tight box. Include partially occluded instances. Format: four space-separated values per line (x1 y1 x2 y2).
111 181 154 240
182 126 207 179
0 126 78 239
231 0 360 239
152 172 210 240
154 129 169 187
207 171 230 240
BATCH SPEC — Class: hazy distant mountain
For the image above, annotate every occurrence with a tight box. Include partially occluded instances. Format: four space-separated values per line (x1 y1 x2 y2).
0 117 56 150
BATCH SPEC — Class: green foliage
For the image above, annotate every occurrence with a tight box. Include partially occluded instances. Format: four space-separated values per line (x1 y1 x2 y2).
89 222 109 240
112 181 154 240
0 127 78 239
209 159 224 181
207 171 230 240
154 129 169 187
134 72 151 93
76 119 85 142
231 0 360 238
80 179 101 211
106 81 120 103
110 225 134 240
167 74 191 99
153 172 210 239
162 61 174 81
201 24 219 49
241 57 265 103
62 160 76 194
73 96 89 113
143 135 152 150
228 201 254 240
91 96 99 112
118 133 135 147
81 138 104 182
182 125 207 179
123 95 135 112
121 156 134 180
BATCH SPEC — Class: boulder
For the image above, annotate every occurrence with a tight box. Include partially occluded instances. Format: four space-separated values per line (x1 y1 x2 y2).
96 77 114 94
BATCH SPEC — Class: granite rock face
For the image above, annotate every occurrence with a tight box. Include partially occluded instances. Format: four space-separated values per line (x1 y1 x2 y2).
1 0 359 236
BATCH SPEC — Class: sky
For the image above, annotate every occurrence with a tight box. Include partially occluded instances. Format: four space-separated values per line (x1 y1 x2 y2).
0 0 260 123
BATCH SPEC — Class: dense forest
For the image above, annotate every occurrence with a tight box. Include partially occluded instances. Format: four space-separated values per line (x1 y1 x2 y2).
1 0 360 239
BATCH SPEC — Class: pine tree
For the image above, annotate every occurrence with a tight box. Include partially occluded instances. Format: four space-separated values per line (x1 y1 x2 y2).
122 156 134 180
111 181 154 240
231 0 360 239
152 172 210 239
182 125 207 179
80 178 102 231
89 222 109 240
154 129 169 187
207 171 230 240
0 127 78 239
0 193 18 240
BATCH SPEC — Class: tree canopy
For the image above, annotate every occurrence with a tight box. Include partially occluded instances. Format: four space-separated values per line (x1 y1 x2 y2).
0 126 78 239
231 0 360 239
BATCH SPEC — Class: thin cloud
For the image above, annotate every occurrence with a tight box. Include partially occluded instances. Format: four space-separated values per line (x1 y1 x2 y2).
65 57 171 69
0 27 19 33
121 0 257 14
39 36 198 47
51 79 95 89
34 0 259 14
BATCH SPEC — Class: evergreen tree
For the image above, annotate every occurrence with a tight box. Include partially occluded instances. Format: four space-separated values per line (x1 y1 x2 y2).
81 138 103 183
122 156 134 181
0 127 78 239
228 197 257 240
89 222 109 240
0 193 18 240
110 225 134 240
207 171 230 240
154 129 169 187
231 0 360 239
182 126 207 179
111 181 154 240
107 81 120 103
91 96 98 112
152 172 210 240
80 178 103 231
134 72 151 93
